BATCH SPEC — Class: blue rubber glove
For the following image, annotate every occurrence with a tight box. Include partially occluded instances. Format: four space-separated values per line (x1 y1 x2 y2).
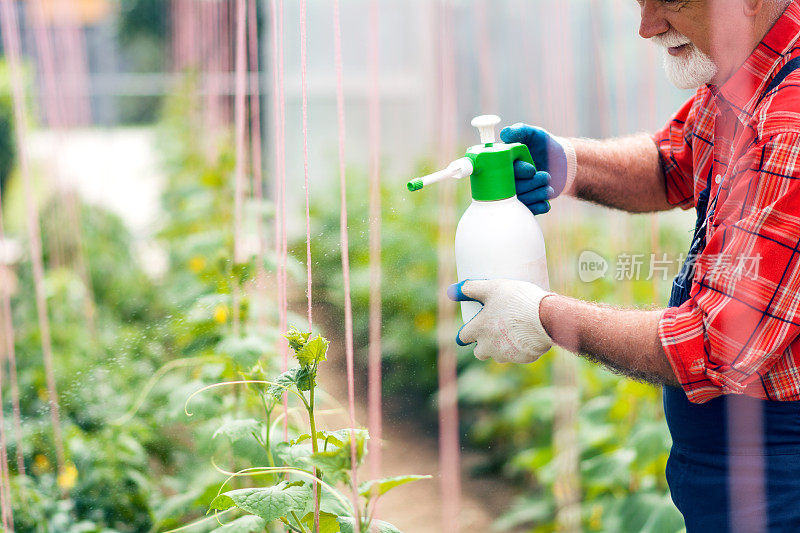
500 124 577 215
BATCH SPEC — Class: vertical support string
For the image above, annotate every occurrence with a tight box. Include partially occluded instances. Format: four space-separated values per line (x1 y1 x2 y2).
474 0 497 112
221 0 232 125
248 0 270 334
248 0 263 208
0 368 11 532
589 0 611 138
0 189 24 476
0 0 66 474
300 0 313 331
57 0 92 125
0 187 14 530
28 0 98 340
28 2 64 130
299 0 321 528
436 0 461 531
209 0 222 135
232 0 248 337
332 1 361 529
186 0 198 70
269 0 290 439
644 42 661 301
366 0 383 504
202 1 215 136
551 3 581 533
611 0 634 306
171 0 180 71
517 0 540 125
277 0 289 438
0 310 12 531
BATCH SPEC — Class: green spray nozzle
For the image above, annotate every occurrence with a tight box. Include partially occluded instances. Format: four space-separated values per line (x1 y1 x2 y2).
407 178 424 192
406 115 537 202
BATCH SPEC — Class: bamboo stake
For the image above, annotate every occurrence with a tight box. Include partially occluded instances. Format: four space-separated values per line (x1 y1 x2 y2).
0 0 66 474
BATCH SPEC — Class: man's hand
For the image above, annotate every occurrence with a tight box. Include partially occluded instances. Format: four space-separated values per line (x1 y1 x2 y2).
447 279 554 363
500 124 577 209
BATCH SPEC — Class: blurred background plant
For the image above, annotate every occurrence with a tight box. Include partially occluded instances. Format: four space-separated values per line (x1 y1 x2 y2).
0 0 703 531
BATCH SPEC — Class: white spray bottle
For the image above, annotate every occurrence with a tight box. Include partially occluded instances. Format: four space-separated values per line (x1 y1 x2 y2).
408 115 550 323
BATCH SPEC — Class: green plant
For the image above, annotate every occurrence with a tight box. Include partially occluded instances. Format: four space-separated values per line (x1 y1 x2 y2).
206 327 430 532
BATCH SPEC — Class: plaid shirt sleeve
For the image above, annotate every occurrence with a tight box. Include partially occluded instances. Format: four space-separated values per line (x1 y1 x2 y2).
652 95 697 210
659 131 800 403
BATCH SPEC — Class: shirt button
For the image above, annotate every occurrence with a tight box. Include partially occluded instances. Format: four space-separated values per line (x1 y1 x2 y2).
715 174 722 184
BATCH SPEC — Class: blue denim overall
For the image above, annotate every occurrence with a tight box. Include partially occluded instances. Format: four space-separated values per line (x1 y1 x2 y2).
664 58 800 532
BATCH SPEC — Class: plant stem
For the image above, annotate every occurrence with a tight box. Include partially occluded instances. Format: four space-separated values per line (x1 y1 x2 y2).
290 510 309 533
307 364 322 533
261 395 275 467
280 517 305 533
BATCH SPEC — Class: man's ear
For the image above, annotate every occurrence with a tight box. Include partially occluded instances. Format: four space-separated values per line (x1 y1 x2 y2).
743 0 764 17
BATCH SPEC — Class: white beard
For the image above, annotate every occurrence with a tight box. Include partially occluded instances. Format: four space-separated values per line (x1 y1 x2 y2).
651 31 719 90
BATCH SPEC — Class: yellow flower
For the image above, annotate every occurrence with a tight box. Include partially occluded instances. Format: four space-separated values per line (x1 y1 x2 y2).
37 388 49 402
214 304 229 324
189 255 207 273
589 504 603 530
414 311 436 332
33 454 50 474
57 462 78 490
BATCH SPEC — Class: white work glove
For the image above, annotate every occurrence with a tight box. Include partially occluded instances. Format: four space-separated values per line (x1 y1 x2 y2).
447 279 555 363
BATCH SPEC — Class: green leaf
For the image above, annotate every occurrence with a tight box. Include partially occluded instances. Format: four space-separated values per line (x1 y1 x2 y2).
209 494 236 512
493 495 554 531
301 511 340 533
291 433 314 445
338 517 401 533
640 500 685 533
213 419 263 443
302 449 350 485
291 430 354 449
296 335 329 367
284 327 312 352
324 428 369 448
217 335 273 369
232 261 254 285
268 367 313 399
318 489 352 517
301 432 368 484
275 441 315 468
242 363 270 397
359 475 431 498
210 515 267 532
219 481 311 522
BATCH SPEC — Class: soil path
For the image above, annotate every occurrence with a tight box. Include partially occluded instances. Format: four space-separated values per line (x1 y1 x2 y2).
314 309 524 533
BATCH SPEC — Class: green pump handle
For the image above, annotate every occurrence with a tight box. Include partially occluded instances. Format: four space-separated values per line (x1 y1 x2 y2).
465 142 536 202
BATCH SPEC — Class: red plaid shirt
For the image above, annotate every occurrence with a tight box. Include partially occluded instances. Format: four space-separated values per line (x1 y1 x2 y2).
655 1 800 403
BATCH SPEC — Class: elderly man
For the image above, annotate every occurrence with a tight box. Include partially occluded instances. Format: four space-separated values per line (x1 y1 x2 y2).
450 0 800 530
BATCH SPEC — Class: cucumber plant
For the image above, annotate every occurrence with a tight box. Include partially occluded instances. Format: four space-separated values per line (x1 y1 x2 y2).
207 327 429 532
